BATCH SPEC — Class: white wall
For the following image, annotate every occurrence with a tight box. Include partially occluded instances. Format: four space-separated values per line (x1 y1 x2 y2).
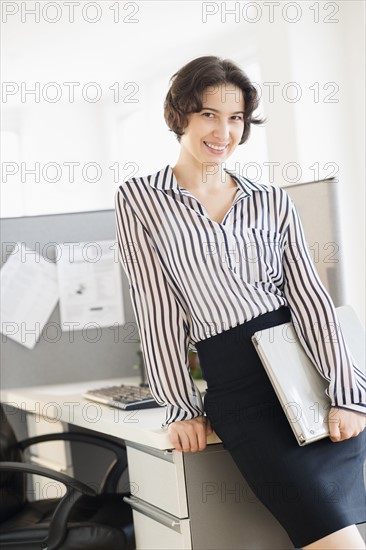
285 2 365 322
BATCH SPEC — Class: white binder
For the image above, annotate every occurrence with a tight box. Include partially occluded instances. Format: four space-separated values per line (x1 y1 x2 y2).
251 305 365 446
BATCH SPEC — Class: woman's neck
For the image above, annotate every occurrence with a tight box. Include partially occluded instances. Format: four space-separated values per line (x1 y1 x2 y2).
171 160 235 191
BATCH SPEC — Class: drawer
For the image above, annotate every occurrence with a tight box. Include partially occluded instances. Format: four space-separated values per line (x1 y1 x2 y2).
124 496 191 550
126 443 188 518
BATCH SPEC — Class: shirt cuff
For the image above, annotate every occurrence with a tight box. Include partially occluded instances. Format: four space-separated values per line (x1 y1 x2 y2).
330 402 366 415
161 402 204 429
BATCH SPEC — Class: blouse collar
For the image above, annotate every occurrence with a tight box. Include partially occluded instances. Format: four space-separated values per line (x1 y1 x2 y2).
149 164 271 197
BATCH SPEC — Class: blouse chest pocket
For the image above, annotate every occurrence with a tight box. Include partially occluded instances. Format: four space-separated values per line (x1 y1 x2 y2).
241 228 283 283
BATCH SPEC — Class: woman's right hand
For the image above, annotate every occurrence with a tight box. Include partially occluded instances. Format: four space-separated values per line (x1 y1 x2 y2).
167 415 213 452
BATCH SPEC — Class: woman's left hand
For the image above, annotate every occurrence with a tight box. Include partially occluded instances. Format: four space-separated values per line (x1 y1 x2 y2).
328 407 366 442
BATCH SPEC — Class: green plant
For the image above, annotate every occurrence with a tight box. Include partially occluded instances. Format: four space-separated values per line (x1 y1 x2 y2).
188 349 203 380
133 340 202 380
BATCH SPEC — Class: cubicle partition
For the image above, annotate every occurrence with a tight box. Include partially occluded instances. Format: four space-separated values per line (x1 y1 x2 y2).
0 208 137 391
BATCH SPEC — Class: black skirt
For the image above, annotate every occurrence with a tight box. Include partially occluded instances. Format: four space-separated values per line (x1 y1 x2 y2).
195 306 366 549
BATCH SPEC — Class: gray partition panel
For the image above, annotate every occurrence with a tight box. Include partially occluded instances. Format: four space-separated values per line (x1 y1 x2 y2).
0 209 138 389
285 177 345 306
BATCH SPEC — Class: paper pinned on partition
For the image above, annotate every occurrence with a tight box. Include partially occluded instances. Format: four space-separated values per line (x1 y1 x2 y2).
0 242 59 349
57 240 125 331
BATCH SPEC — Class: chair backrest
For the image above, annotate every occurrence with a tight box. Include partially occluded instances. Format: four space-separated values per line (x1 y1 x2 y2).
0 405 26 521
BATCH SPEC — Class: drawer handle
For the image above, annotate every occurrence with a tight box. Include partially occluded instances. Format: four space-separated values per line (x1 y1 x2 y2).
124 496 184 533
126 440 174 463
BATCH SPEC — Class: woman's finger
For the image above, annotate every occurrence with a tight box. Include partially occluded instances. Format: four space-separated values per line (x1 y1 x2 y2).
328 409 341 442
168 424 183 451
196 422 208 451
205 418 213 435
177 429 192 452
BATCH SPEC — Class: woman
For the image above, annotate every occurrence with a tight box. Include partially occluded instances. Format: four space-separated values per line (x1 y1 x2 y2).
115 56 366 549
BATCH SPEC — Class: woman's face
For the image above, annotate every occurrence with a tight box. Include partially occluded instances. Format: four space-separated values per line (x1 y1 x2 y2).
179 83 245 166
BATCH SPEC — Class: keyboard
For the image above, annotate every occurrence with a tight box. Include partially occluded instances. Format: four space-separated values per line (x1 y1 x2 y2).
83 384 160 411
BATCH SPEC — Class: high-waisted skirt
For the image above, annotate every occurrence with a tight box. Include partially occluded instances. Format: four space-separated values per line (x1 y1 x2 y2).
195 306 366 549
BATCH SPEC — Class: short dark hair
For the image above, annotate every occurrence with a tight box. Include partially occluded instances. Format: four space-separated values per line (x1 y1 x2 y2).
164 56 265 145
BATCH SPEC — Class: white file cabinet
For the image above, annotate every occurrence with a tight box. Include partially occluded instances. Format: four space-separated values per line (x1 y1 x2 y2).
126 443 191 549
125 442 293 550
26 413 73 501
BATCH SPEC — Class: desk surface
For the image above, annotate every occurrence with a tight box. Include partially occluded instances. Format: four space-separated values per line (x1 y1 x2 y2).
1 377 221 450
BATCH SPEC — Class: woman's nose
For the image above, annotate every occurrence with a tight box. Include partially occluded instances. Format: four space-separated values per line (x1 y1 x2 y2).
212 120 230 140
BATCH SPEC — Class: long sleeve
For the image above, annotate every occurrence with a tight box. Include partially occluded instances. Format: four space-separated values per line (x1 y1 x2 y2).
282 198 365 415
114 188 204 428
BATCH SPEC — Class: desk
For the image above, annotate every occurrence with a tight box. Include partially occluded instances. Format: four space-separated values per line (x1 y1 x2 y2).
1 378 293 550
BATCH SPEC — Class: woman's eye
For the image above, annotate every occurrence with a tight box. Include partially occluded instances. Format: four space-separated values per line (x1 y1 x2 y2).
201 112 243 121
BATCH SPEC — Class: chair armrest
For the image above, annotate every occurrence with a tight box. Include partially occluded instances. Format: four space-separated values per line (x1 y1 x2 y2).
0 461 96 497
19 431 126 456
0 461 96 550
18 432 127 493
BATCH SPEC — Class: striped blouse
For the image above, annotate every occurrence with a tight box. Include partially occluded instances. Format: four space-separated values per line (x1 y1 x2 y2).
115 164 365 427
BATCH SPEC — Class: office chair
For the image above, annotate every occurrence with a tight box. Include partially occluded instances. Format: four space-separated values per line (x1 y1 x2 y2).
0 405 135 550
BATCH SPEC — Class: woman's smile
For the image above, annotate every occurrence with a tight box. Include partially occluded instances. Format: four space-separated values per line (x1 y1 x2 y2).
203 141 229 154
